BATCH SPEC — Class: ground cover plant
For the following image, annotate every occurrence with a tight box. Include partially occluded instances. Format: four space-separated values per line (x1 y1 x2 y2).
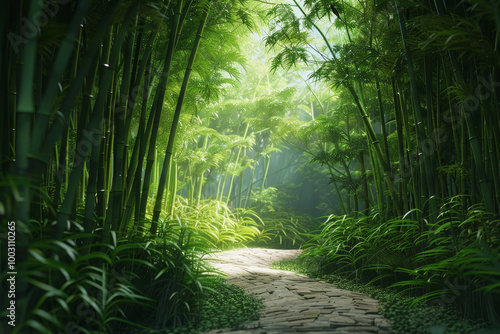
129 279 264 334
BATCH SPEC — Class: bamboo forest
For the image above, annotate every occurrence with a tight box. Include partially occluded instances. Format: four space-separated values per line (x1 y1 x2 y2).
1 0 500 333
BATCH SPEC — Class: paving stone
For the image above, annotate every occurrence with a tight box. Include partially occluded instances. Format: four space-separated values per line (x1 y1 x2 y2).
332 326 378 332
374 318 393 331
201 248 394 334
266 307 288 314
329 315 357 326
294 320 332 331
317 309 335 314
339 309 366 314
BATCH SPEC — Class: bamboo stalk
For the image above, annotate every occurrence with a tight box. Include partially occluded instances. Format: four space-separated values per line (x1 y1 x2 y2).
138 0 186 221
12 0 41 325
54 1 139 240
123 54 155 232
30 1 91 154
151 2 212 234
433 0 495 212
424 55 438 221
40 1 120 168
119 28 161 230
15 0 41 225
110 25 136 233
395 0 435 218
392 77 408 213
227 122 250 204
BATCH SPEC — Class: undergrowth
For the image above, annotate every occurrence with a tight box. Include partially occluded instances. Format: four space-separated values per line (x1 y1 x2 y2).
272 257 495 334
302 196 500 326
131 279 263 334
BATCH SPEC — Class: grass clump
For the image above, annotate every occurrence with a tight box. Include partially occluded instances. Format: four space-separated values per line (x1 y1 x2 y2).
195 279 264 332
272 257 493 334
134 279 263 334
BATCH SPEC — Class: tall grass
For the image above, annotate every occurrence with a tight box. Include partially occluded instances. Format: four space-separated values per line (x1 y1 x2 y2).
250 211 315 249
173 197 261 249
146 195 315 251
303 195 500 324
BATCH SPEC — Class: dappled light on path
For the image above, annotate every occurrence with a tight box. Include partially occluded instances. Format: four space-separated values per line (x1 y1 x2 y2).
204 249 393 334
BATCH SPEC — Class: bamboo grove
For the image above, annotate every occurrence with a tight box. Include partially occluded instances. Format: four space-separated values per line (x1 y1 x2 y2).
1 0 500 332
266 0 500 218
0 0 273 332
262 0 500 327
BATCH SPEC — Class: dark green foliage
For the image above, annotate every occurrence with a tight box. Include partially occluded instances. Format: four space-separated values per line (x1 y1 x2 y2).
0 224 155 333
297 195 500 326
1 216 264 333
248 186 320 248
1 0 265 332
192 280 263 332
130 279 263 334
262 1 500 328
2 0 500 332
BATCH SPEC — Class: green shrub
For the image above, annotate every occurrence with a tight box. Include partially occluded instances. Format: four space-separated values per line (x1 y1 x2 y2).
302 195 500 325
0 219 225 334
0 221 155 334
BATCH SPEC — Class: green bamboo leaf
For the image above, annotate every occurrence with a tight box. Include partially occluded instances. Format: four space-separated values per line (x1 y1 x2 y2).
55 297 70 314
75 252 112 265
32 309 64 328
25 278 66 297
25 319 51 333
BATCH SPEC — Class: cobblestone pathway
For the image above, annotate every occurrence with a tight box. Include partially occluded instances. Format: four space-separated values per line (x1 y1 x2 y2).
204 248 393 334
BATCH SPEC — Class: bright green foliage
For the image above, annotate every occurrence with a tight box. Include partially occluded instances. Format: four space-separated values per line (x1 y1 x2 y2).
263 0 500 327
264 0 500 217
2 0 500 331
302 195 500 323
251 211 312 249
173 197 262 249
1 0 266 332
248 186 318 248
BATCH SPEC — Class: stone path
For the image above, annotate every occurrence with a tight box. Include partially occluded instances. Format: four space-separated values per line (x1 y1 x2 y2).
203 248 393 334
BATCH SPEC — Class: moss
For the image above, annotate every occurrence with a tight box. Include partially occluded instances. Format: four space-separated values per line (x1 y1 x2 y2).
131 278 263 334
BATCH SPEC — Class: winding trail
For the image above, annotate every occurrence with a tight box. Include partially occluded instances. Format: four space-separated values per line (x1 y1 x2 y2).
204 248 393 334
